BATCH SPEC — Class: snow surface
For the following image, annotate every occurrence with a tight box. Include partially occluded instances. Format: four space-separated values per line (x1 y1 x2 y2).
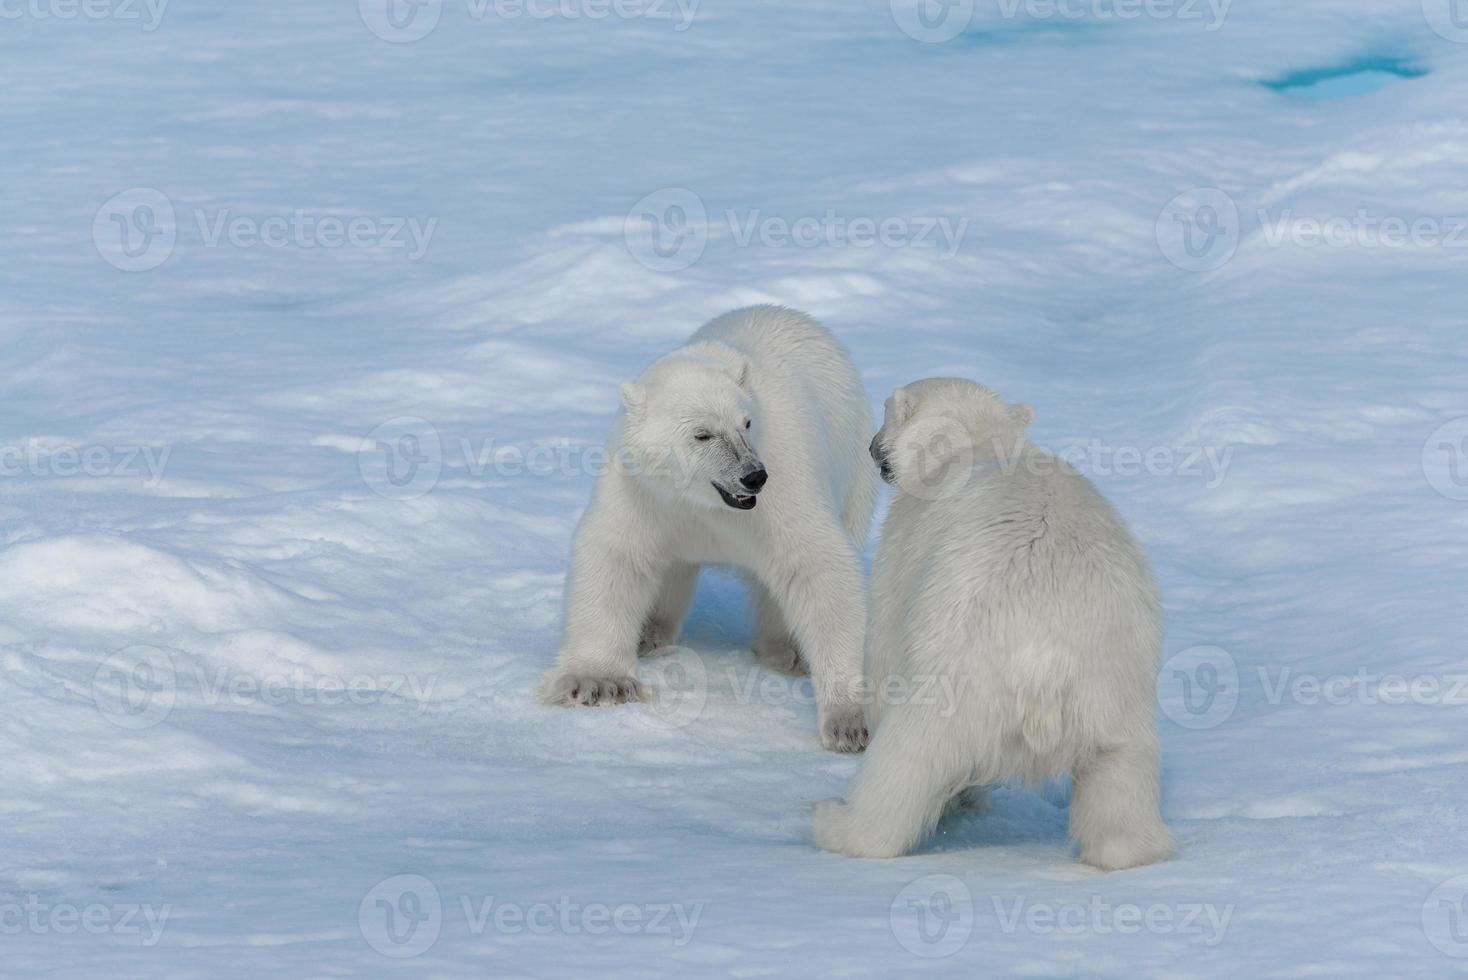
4 0 1468 975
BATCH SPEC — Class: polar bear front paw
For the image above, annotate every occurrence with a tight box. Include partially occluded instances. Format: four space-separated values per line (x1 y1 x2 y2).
819 705 869 753
539 671 645 707
755 639 808 676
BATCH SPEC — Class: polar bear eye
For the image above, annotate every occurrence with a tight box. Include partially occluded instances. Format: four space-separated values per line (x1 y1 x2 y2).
693 432 713 442
743 419 751 429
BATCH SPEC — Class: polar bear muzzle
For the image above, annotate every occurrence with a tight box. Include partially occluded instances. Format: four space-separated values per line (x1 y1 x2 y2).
869 434 894 484
714 462 766 509
714 482 759 509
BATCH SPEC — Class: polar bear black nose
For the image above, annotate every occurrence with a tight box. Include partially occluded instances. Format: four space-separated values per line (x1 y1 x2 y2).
741 467 768 492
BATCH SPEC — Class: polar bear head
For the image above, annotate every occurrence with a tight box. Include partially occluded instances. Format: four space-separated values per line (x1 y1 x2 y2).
870 378 1033 497
618 342 768 511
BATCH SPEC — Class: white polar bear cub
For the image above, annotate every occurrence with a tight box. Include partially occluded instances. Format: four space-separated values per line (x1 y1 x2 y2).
812 378 1171 867
538 306 878 752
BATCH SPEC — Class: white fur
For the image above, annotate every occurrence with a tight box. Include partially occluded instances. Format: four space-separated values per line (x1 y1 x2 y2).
538 306 878 752
812 378 1172 867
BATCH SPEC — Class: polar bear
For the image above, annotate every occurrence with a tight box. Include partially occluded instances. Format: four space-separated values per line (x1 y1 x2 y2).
811 378 1171 867
538 306 878 752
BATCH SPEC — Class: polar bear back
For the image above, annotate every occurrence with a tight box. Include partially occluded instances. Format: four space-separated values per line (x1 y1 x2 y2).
878 449 1162 771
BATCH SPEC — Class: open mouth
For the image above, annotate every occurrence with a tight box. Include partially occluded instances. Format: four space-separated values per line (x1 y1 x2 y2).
878 463 894 484
714 483 758 510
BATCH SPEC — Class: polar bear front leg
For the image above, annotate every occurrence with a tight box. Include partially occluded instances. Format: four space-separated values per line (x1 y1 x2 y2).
750 580 806 676
639 563 698 656
539 510 664 707
762 532 868 752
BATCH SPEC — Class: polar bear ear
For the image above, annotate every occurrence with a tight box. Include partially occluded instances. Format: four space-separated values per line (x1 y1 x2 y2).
620 382 646 418
1008 403 1035 429
891 389 916 424
695 342 752 389
728 354 752 389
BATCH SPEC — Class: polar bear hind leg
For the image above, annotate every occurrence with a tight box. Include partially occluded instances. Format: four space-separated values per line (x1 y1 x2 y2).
811 703 978 857
638 562 699 656
1069 739 1172 871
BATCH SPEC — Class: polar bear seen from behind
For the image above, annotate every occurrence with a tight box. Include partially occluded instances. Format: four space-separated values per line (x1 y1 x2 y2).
538 306 878 752
812 378 1171 866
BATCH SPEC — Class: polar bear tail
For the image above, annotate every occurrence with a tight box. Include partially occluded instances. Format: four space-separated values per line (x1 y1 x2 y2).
1016 688 1065 758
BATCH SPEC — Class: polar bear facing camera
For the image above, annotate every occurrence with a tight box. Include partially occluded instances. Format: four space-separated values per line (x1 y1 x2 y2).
539 306 878 753
812 378 1171 867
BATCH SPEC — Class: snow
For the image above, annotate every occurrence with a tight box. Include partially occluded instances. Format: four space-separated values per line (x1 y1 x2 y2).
3 0 1467 975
